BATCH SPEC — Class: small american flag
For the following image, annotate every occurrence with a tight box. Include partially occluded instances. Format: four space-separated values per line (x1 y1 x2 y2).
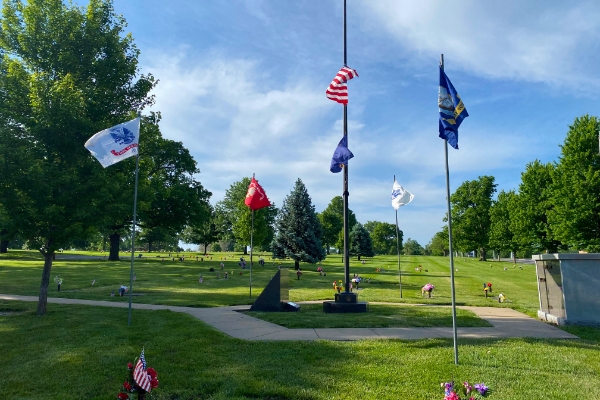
326 66 358 104
133 348 152 392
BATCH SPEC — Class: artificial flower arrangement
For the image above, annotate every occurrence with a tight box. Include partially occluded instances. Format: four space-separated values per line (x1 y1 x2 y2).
54 275 63 291
483 282 492 297
441 380 489 400
333 280 343 293
422 283 435 298
117 350 159 400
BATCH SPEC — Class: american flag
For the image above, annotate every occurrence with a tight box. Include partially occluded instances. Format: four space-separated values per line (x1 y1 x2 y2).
133 348 152 392
326 66 358 104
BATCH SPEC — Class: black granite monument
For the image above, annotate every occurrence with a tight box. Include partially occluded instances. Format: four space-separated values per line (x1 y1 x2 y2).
250 269 297 312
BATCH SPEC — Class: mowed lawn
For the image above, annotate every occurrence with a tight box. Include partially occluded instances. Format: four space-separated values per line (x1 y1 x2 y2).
0 250 539 314
1 250 599 399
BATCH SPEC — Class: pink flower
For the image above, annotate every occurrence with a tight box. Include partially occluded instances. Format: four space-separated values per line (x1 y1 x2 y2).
444 392 460 400
127 362 133 369
123 381 131 391
463 382 472 394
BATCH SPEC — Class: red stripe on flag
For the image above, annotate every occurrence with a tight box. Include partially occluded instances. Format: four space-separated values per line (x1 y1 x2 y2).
326 66 358 104
134 359 151 392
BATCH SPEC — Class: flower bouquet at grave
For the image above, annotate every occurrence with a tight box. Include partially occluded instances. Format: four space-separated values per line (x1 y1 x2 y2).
441 380 490 400
117 349 158 400
54 275 63 291
422 283 435 298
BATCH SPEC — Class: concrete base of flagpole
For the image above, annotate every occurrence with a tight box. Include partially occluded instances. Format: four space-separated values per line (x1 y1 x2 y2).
323 292 367 313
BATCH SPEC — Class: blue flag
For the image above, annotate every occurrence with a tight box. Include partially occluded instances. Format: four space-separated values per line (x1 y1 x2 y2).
330 135 354 173
439 67 468 149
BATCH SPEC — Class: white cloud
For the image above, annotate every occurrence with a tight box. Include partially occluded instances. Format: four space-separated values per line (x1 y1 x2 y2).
141 49 543 245
360 0 600 92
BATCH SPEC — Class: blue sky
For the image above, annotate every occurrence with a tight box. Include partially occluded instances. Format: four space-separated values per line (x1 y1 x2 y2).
112 0 600 246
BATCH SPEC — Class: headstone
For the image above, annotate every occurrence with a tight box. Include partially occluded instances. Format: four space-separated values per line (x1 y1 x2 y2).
249 269 290 312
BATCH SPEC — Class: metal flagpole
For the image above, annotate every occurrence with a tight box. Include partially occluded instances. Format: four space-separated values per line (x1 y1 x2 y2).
394 175 402 298
127 114 141 327
342 0 351 294
250 173 255 298
441 54 459 364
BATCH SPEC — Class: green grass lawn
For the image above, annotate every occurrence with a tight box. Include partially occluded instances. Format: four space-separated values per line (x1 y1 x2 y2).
1 250 598 399
246 303 492 328
0 250 539 314
1 299 600 400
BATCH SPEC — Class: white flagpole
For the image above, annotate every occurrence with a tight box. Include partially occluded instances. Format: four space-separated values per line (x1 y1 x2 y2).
441 54 459 365
127 114 141 327
250 173 255 298
394 175 403 298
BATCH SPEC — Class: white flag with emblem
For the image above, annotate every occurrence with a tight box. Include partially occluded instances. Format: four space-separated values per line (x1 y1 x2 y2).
84 118 140 168
391 180 414 210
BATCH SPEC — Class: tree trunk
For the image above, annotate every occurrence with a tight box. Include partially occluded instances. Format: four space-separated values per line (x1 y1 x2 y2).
294 260 299 270
326 245 330 255
203 242 208 255
108 233 120 261
357 255 361 261
512 251 516 264
37 250 54 316
0 240 8 253
243 246 248 255
480 247 487 261
148 241 153 253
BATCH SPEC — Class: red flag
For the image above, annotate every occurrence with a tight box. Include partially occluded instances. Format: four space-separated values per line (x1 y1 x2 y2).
326 66 358 104
245 177 271 211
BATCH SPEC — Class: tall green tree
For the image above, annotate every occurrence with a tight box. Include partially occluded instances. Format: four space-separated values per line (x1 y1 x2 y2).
271 178 325 270
489 190 519 262
450 176 497 260
367 221 401 255
181 205 218 255
95 113 211 259
349 223 375 260
215 177 276 255
0 0 155 315
318 196 357 254
512 160 561 253
403 238 423 255
427 228 449 256
549 115 600 251
137 134 212 253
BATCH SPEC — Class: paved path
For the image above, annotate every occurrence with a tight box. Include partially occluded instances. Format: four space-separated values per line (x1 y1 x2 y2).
0 294 577 341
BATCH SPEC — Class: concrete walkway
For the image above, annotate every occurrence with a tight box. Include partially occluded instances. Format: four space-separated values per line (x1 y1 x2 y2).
0 294 578 341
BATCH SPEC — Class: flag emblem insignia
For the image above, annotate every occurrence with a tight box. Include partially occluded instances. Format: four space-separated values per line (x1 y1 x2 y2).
391 180 414 210
438 67 468 149
110 126 136 145
84 117 140 168
245 177 271 211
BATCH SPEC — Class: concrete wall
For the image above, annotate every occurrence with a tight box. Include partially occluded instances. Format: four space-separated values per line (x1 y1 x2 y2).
533 254 600 325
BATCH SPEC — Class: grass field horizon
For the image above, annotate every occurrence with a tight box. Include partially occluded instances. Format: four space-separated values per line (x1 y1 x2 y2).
0 250 539 313
2 250 600 399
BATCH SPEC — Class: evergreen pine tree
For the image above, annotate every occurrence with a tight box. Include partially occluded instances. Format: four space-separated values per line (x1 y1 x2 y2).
271 179 325 270
349 223 375 260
